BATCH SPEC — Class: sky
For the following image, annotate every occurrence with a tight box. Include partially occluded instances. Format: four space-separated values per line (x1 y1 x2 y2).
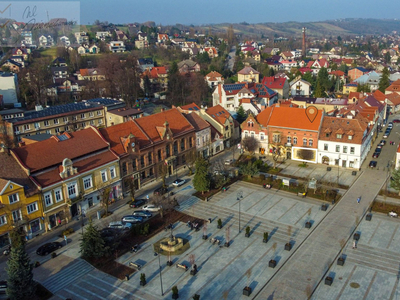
4 0 400 26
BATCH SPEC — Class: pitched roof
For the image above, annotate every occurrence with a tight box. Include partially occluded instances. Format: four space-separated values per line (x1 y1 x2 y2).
238 66 260 75
205 105 232 126
0 153 38 196
257 106 323 131
12 127 109 172
261 76 287 89
135 108 195 143
372 89 386 102
319 116 368 145
183 112 210 131
180 102 201 112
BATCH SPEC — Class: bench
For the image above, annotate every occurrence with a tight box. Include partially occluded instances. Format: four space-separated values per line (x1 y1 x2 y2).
297 192 306 198
129 262 141 270
176 263 188 271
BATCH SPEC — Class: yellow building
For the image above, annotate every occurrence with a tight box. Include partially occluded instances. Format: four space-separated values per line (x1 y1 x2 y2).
0 153 43 249
343 83 358 95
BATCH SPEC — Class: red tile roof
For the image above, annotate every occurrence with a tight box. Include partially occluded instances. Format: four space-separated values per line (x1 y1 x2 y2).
257 106 323 131
238 66 260 75
206 105 232 126
372 89 386 102
261 76 286 89
183 113 210 131
181 102 201 111
12 127 109 172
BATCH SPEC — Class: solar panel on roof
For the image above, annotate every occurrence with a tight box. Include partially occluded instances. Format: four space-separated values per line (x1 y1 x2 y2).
58 134 68 141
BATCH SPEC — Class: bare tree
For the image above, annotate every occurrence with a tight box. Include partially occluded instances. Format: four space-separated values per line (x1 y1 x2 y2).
98 185 112 216
241 136 259 154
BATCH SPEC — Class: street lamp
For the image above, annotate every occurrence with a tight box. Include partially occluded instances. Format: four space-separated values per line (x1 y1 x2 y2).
237 190 243 233
155 249 164 296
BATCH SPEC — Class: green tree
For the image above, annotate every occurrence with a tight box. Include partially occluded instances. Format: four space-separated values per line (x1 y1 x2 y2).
239 161 259 179
317 67 331 92
314 80 324 97
378 67 390 93
80 218 108 259
193 157 210 195
236 106 247 124
6 230 36 300
390 168 400 195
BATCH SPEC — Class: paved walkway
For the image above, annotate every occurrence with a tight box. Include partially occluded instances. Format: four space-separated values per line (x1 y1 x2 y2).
253 168 388 300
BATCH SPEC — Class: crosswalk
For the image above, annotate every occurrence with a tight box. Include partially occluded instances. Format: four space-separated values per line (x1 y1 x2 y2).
41 258 94 294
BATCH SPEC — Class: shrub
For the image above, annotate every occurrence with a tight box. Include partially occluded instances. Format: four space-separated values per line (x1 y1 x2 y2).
68 228 74 234
217 219 222 228
172 285 179 295
140 273 146 283
51 252 57 258
276 178 283 186
34 261 40 268
264 232 268 241
259 174 266 181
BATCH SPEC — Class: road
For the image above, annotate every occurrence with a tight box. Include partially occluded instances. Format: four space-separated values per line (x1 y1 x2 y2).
226 46 236 71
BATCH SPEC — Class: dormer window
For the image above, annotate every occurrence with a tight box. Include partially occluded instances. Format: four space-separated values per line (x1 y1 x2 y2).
336 134 342 139
348 135 353 140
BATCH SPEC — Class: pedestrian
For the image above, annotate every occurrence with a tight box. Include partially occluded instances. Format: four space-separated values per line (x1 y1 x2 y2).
357 197 361 204
352 241 356 249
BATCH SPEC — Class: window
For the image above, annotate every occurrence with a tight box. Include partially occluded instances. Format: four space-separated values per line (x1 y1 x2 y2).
336 134 342 139
89 112 94 117
54 189 63 202
81 113 86 119
67 183 77 198
64 126 69 131
197 138 200 146
81 122 86 128
343 146 348 153
74 124 79 130
293 137 297 145
72 116 77 121
54 119 59 124
44 192 53 206
101 170 108 182
98 119 103 125
244 131 248 138
27 202 38 214
287 136 291 144
141 155 145 167
324 144 328 151
12 209 22 222
251 132 255 139
132 159 137 170
14 126 20 133
273 134 281 143
336 145 340 152
148 153 152 165
189 138 193 148
110 167 116 179
303 138 307 146
308 139 313 147
181 139 185 151
260 133 265 141
44 120 49 126
63 117 68 123
46 129 52 134
34 122 40 129
83 176 93 190
122 163 127 176
97 111 102 116
166 145 170 157
158 149 162 161
348 135 353 140
55 128 60 134
350 147 355 154
90 120 95 125
8 193 19 204
0 215 6 226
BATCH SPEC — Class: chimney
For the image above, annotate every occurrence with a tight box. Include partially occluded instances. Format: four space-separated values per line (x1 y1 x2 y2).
302 27 306 58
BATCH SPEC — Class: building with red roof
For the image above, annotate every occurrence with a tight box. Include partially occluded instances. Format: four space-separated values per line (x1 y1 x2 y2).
11 127 121 230
261 76 289 99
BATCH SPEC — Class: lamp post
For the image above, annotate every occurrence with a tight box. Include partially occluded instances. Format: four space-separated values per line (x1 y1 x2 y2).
155 249 164 296
237 190 243 233
337 154 341 187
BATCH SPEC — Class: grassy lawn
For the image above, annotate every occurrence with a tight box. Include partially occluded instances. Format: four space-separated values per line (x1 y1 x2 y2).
39 48 57 59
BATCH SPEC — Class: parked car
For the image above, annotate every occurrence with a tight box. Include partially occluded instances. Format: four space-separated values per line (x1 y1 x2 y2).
372 152 380 158
36 242 63 256
129 199 146 208
121 215 143 224
393 119 400 123
153 186 168 196
378 140 386 146
369 161 377 168
109 221 132 230
383 131 390 138
143 204 160 212
133 210 153 218
0 281 7 294
172 178 185 187
225 159 233 165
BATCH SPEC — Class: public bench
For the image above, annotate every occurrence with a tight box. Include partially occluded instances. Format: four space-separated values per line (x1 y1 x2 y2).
176 263 188 271
129 262 141 270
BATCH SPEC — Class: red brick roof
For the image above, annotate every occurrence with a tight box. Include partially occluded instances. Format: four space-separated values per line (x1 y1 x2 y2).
238 66 260 75
183 113 210 131
257 106 323 131
372 89 386 102
12 127 109 172
261 76 286 89
206 105 231 126
181 102 201 111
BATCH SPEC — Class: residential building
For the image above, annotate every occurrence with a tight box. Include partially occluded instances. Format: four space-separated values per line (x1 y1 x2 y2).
291 96 348 112
0 153 42 249
4 98 124 142
0 73 19 107
343 82 358 94
109 41 125 53
317 115 371 169
261 76 289 99
183 112 211 158
290 78 312 97
99 108 196 194
77 68 105 81
237 66 260 83
348 67 369 81
205 71 224 88
96 31 111 41
106 107 144 126
385 79 400 95
11 128 122 230
177 59 200 74
74 32 89 45
241 106 324 161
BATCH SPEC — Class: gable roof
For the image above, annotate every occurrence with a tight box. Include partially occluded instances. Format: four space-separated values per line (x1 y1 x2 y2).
183 112 210 131
180 102 201 112
238 66 260 75
205 105 232 126
319 116 368 144
12 127 109 172
261 76 287 89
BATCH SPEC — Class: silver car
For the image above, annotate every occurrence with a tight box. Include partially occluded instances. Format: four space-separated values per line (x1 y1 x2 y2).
121 215 143 224
133 211 152 218
109 221 132 230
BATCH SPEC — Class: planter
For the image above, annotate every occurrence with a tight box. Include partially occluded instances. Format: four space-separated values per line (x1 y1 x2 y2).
263 239 268 243
190 269 197 276
167 261 173 266
172 294 179 299
202 235 208 240
337 257 345 266
305 221 312 229
366 214 372 221
243 287 252 296
269 259 277 268
321 204 328 211
224 242 230 247
140 281 146 286
352 171 357 176
245 233 250 238
327 167 332 171
285 243 292 251
325 276 333 286
353 233 360 241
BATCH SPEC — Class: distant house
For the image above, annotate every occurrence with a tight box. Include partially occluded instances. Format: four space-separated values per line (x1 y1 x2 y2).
1 60 22 73
157 33 169 43
109 41 125 53
0 73 19 106
237 66 260 83
96 31 111 40
290 78 312 97
348 67 368 81
204 47 218 58
59 36 70 47
135 39 149 49
75 31 89 45
138 58 154 72
77 68 105 81
261 76 289 99
205 71 224 88
177 59 200 74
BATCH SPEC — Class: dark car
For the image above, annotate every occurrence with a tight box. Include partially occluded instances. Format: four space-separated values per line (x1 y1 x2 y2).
0 281 7 294
393 119 400 123
36 242 62 256
100 228 120 243
369 161 377 168
372 152 380 158
129 199 146 208
378 140 386 147
153 186 168 196
374 148 382 153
